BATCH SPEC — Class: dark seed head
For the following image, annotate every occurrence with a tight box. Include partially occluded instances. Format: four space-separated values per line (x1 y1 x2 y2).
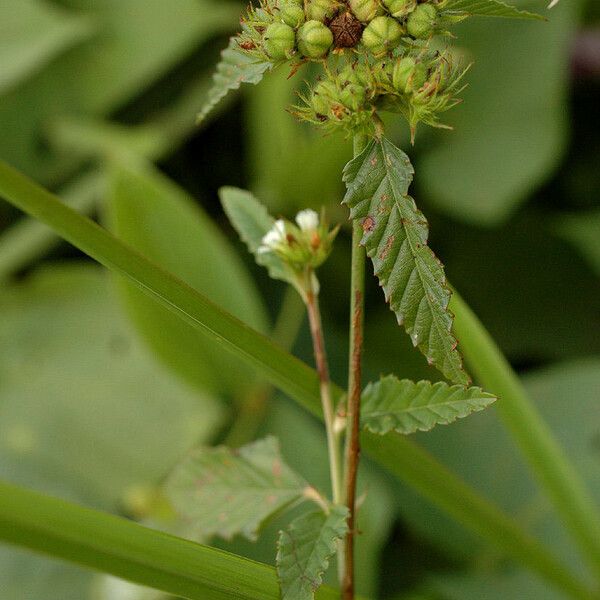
328 11 363 49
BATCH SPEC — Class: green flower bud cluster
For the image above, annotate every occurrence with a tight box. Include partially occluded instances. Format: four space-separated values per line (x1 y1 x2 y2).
235 0 451 66
295 49 468 139
232 0 467 141
258 209 339 272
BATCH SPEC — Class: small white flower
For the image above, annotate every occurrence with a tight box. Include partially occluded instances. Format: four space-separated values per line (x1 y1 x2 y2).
295 209 319 232
259 220 287 254
547 0 560 7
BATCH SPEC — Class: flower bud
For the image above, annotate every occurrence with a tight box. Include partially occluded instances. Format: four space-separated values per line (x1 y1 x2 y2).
392 56 427 92
362 16 404 56
263 22 296 60
340 83 366 111
298 20 334 58
305 0 340 22
349 0 384 23
312 79 338 116
382 0 417 19
406 3 438 39
279 0 306 28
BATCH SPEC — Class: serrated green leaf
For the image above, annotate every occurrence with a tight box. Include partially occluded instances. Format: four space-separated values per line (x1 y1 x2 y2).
219 186 293 285
361 376 496 435
277 506 349 600
199 39 273 123
343 137 470 385
166 437 308 542
442 0 544 20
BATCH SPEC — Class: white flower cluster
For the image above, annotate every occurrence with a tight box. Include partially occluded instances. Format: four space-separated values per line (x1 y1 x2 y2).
259 209 320 255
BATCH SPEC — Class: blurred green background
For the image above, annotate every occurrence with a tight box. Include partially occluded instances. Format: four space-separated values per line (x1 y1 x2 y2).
0 1 598 598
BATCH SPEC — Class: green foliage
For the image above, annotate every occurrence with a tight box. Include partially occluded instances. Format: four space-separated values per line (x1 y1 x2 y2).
555 210 600 275
0 480 344 600
418 1 580 225
343 137 469 385
361 376 496 435
442 0 544 20
0 0 92 95
277 506 349 600
166 437 309 542
108 162 268 396
198 38 273 123
219 186 291 285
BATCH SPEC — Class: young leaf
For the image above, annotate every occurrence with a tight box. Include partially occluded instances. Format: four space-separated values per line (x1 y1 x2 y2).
361 376 496 435
198 39 273 123
442 0 544 20
166 437 308 542
343 137 470 385
219 186 292 285
277 506 349 600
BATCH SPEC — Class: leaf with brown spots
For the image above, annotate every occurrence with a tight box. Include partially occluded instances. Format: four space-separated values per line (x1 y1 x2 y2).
277 505 349 600
166 437 307 541
343 137 471 385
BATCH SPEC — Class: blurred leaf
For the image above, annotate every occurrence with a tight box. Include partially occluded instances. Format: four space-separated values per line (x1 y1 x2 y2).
166 437 308 542
277 506 349 600
108 163 269 396
91 574 169 600
392 358 600 580
220 186 291 285
0 0 236 181
554 210 600 275
0 546 90 600
0 0 92 94
199 38 273 123
246 68 351 215
361 376 495 435
343 138 470 385
0 265 222 507
418 0 581 225
443 0 544 19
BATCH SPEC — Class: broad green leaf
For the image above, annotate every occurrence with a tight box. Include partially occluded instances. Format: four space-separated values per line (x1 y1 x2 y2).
0 480 345 600
219 186 291 284
442 0 544 20
199 38 273 123
0 0 236 182
361 376 495 435
0 265 222 508
108 163 269 395
0 161 589 600
277 506 349 600
343 137 470 385
554 210 600 275
0 0 92 94
418 1 580 225
166 437 308 542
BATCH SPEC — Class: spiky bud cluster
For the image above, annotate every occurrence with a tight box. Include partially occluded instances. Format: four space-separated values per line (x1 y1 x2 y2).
233 0 468 140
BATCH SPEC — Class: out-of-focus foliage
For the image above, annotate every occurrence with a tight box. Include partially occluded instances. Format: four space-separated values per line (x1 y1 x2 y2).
0 0 598 597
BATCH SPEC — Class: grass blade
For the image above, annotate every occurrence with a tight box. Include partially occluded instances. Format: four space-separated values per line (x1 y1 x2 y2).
0 480 341 600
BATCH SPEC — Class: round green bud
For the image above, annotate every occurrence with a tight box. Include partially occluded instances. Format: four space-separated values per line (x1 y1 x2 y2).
383 0 417 19
339 83 366 111
279 1 306 28
406 3 437 39
392 56 427 92
361 16 404 56
298 20 334 59
263 22 296 60
349 0 384 23
306 0 340 22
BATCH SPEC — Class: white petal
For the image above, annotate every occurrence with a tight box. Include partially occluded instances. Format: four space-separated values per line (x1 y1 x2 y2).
547 0 560 7
295 209 319 232
274 219 287 237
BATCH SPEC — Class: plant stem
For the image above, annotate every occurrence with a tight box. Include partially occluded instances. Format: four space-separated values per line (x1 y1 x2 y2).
305 277 343 507
342 133 369 600
452 290 600 580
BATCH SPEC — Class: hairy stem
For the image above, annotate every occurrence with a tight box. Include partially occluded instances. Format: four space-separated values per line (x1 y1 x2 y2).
305 277 344 507
342 133 369 600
